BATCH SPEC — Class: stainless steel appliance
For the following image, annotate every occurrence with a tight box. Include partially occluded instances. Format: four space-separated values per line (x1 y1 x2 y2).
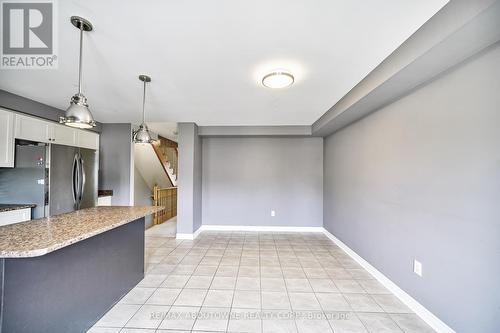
0 141 98 219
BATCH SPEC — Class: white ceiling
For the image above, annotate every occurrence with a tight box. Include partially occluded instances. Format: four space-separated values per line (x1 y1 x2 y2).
0 0 448 126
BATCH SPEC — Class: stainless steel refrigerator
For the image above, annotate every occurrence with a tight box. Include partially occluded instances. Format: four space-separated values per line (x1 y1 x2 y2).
0 141 98 219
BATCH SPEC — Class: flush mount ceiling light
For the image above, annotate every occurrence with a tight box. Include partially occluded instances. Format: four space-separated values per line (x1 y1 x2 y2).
60 16 96 128
262 71 294 89
133 75 154 144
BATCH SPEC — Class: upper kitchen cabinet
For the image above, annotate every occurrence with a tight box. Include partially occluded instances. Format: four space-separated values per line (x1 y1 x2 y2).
14 114 50 143
0 109 15 167
51 123 77 146
14 113 99 149
77 130 99 150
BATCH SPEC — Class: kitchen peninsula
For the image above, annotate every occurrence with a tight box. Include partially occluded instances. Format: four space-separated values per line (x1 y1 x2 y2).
0 206 161 333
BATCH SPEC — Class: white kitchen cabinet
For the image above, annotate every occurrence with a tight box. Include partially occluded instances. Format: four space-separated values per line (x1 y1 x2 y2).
77 130 100 150
51 123 77 146
14 114 51 143
14 113 99 149
97 196 112 206
0 208 31 226
0 109 15 167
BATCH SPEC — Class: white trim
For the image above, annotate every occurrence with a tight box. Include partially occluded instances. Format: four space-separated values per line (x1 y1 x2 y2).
322 228 456 333
175 225 324 240
176 226 203 240
173 223 453 332
175 233 194 240
200 225 324 232
192 226 203 239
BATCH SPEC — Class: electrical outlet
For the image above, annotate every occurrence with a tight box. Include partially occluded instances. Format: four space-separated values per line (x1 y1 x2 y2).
271 210 276 217
413 259 423 277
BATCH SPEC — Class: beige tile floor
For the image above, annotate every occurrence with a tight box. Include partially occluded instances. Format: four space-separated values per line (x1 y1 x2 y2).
88 226 435 333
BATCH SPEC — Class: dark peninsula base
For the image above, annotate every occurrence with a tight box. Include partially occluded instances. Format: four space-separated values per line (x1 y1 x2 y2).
0 217 145 333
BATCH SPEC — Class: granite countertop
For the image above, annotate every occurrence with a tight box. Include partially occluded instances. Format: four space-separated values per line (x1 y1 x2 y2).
98 190 113 197
0 204 37 212
0 206 162 258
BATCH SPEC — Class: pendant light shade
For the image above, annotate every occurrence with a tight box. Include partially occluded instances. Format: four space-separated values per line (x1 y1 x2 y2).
133 75 153 144
133 124 153 144
60 16 96 128
64 94 95 128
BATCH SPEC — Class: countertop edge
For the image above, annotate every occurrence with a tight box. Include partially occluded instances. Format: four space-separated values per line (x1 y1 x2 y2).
4 218 138 258
97 190 114 197
0 204 37 213
0 206 162 259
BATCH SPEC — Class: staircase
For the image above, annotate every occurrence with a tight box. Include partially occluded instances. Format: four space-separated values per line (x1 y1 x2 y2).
151 136 178 186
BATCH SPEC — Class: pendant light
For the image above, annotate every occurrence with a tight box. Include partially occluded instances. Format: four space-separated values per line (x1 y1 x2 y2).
60 16 96 128
132 75 153 144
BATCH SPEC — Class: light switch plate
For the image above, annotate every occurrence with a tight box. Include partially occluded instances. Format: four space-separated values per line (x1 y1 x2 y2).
271 210 276 217
413 259 423 277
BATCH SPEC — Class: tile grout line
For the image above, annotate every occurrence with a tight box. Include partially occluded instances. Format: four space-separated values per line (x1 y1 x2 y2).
126 237 187 331
323 242 373 333
276 233 300 333
116 237 182 331
223 231 240 333
146 237 198 330
95 231 423 333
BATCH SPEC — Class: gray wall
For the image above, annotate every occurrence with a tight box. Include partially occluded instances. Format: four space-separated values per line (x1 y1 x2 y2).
202 137 323 227
99 124 133 205
323 44 500 333
177 123 202 234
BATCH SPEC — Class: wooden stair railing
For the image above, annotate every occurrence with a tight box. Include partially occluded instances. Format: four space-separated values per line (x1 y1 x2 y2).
151 135 178 186
152 185 177 225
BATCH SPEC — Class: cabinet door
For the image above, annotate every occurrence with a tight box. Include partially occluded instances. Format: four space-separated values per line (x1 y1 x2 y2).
0 208 31 226
77 130 99 150
0 109 15 167
14 114 50 143
51 123 77 146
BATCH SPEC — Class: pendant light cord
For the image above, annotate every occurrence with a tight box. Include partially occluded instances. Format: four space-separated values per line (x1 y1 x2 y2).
142 80 146 124
78 24 83 95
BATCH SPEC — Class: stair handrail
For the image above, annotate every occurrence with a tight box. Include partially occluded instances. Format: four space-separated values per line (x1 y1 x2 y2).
150 135 178 185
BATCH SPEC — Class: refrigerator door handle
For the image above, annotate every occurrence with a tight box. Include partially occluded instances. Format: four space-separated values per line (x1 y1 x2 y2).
78 155 85 208
72 153 79 207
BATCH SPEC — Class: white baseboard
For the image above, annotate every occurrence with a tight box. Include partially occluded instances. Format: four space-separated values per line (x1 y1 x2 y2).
173 223 454 332
176 226 202 240
201 225 324 232
175 233 194 240
175 225 323 240
322 228 455 333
